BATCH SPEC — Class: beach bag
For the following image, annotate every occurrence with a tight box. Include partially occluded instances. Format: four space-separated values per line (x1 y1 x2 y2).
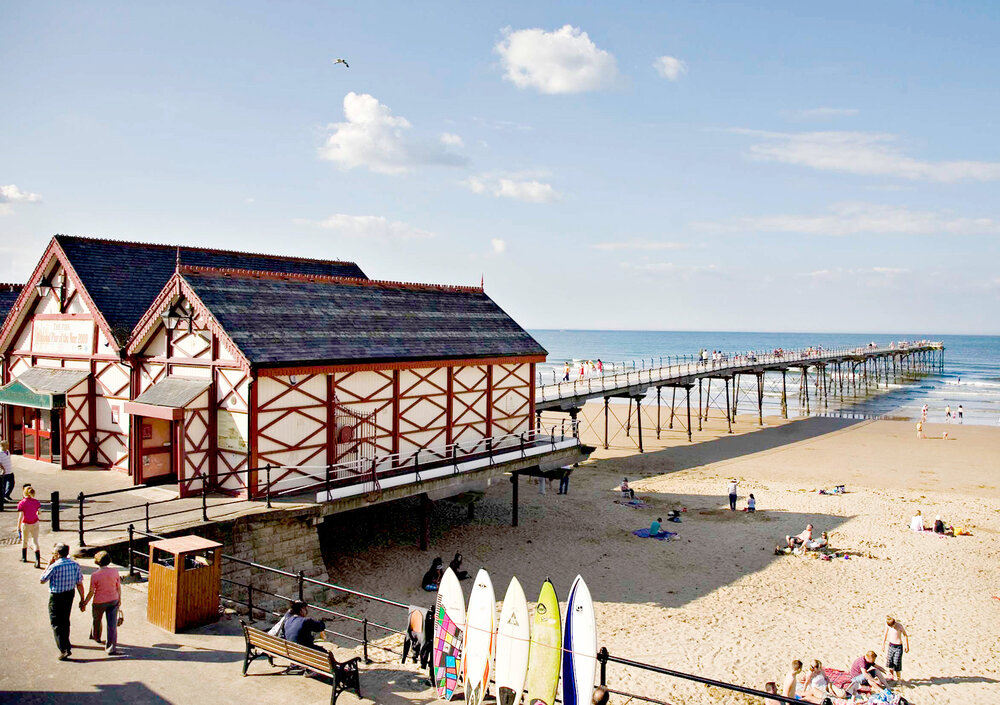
117 608 125 627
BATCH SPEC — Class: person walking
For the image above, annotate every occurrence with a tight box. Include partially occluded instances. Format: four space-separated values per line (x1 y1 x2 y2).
17 485 42 567
40 543 85 660
0 439 13 500
957 405 964 423
944 404 952 422
558 467 570 495
80 551 121 655
882 616 909 682
727 478 738 511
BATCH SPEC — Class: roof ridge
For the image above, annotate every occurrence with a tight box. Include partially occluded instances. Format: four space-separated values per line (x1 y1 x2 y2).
53 234 361 267
0 283 24 289
179 265 485 294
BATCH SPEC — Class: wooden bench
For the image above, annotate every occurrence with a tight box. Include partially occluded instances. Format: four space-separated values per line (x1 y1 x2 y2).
241 621 362 704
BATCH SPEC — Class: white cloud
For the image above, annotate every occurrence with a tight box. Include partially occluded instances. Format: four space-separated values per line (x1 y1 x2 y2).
318 92 467 174
591 240 689 251
784 107 859 120
293 213 437 241
653 56 687 81
696 202 1000 237
733 128 1000 182
495 25 620 94
797 267 912 289
491 238 506 254
464 175 561 203
440 132 464 147
620 262 719 276
0 184 42 215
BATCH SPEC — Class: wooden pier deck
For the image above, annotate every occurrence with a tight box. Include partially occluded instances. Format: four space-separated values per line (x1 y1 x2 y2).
536 342 944 449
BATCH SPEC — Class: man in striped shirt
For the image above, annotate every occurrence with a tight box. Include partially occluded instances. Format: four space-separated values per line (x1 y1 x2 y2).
40 543 85 660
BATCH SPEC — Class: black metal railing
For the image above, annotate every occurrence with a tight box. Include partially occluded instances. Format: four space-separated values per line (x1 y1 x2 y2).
121 524 805 704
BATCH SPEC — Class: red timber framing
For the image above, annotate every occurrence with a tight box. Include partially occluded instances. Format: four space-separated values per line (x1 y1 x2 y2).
0 241 131 470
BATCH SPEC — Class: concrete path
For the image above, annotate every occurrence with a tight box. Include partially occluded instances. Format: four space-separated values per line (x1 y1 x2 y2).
0 457 435 704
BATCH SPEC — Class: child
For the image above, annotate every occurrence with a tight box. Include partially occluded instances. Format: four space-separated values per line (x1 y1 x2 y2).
747 493 756 512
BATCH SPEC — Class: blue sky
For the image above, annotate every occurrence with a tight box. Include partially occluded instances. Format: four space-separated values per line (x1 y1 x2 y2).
2 2 999 334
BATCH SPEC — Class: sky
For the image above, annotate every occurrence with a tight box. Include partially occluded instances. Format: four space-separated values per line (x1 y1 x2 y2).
2 1 999 335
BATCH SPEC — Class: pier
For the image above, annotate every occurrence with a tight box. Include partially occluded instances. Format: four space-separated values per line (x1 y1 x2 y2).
536 342 944 450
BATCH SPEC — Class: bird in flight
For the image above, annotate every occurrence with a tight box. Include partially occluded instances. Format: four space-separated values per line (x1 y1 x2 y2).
332 58 349 68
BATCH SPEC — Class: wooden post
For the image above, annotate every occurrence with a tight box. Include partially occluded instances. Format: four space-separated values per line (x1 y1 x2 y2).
635 396 643 453
685 385 692 442
656 387 661 439
625 398 632 437
704 378 711 422
725 377 733 433
781 369 787 419
756 372 763 426
668 387 676 429
603 397 609 450
511 473 519 527
697 379 703 432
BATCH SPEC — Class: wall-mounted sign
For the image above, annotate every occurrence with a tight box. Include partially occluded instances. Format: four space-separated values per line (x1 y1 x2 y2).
33 319 93 354
142 424 153 440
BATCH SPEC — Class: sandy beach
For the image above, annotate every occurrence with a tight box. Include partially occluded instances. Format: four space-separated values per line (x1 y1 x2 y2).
322 411 1000 704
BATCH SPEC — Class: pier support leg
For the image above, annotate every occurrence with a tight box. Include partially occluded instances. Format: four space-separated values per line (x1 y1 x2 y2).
419 493 432 551
510 473 519 527
733 375 740 419
704 378 711 422
569 408 579 439
636 396 643 453
603 397 609 450
697 379 703 432
669 387 676 429
781 370 787 419
626 398 632 437
686 386 693 442
725 377 733 433
757 372 764 425
656 387 662 440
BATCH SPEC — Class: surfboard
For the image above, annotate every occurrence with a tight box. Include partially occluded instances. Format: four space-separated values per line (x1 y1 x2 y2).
495 577 530 705
433 567 467 701
463 569 496 705
561 575 597 705
525 579 562 705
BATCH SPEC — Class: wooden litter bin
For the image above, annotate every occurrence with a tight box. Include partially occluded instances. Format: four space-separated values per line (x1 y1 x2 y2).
147 535 223 633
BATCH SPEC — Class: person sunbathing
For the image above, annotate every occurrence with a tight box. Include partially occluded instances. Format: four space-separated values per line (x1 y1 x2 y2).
801 660 847 702
805 532 829 550
786 523 814 548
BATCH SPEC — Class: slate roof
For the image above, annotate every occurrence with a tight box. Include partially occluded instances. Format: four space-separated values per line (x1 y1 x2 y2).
0 284 23 327
132 377 212 408
180 268 547 367
15 367 90 394
55 235 367 345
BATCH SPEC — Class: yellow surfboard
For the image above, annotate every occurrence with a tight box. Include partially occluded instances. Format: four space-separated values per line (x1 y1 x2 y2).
525 579 562 705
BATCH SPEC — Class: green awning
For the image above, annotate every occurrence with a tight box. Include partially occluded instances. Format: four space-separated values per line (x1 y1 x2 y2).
0 368 90 410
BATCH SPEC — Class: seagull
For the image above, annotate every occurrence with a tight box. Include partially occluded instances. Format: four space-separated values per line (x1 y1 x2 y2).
332 58 349 68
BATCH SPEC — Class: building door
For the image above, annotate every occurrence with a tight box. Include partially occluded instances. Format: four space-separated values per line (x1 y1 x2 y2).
140 418 176 484
22 408 37 458
20 409 59 463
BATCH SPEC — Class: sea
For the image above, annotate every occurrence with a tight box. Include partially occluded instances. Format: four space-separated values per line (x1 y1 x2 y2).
528 331 1000 427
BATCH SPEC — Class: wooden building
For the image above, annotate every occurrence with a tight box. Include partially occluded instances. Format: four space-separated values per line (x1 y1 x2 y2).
0 236 547 499
0 235 365 470
125 265 545 496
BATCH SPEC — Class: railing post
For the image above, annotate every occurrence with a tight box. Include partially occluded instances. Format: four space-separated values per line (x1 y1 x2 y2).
145 502 150 533
77 491 86 547
247 583 254 622
362 618 371 664
598 646 609 686
50 491 60 532
202 482 209 522
265 464 272 508
127 524 136 579
414 450 421 481
297 570 305 601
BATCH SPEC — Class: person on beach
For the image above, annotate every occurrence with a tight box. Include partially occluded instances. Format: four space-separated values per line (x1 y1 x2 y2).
957 405 964 423
845 651 888 695
803 660 847 701
17 485 42 567
882 616 909 682
944 404 951 422
805 531 829 550
909 510 925 532
558 467 571 495
747 493 756 512
563 363 570 382
420 557 443 591
40 543 85 660
79 551 121 655
621 478 635 500
728 478 738 511
933 515 948 535
915 420 924 439
0 439 14 500
786 524 813 549
449 553 470 580
782 659 803 698
649 517 662 536
921 404 928 422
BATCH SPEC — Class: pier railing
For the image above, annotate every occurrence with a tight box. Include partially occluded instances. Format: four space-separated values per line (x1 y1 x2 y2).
537 341 943 403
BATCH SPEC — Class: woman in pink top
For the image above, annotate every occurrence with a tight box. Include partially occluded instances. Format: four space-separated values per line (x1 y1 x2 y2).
80 551 121 654
16 485 41 567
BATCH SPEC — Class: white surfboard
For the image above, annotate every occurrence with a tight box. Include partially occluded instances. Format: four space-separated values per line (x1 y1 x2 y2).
495 576 531 705
463 569 496 705
433 567 467 701
561 575 597 705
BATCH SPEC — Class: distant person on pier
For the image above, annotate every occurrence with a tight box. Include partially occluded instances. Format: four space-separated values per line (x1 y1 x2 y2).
596 359 603 374
728 478 738 511
563 363 570 382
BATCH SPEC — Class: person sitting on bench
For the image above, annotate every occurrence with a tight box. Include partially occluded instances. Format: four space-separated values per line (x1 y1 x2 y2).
283 601 327 651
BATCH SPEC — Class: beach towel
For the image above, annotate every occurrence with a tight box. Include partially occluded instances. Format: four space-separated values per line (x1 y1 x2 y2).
614 499 650 508
824 668 871 693
632 528 677 541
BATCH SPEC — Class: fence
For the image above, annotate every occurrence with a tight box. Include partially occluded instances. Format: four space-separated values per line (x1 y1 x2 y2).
123 524 802 704
73 424 582 546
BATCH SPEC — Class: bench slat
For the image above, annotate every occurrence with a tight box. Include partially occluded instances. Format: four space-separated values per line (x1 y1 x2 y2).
246 626 335 673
